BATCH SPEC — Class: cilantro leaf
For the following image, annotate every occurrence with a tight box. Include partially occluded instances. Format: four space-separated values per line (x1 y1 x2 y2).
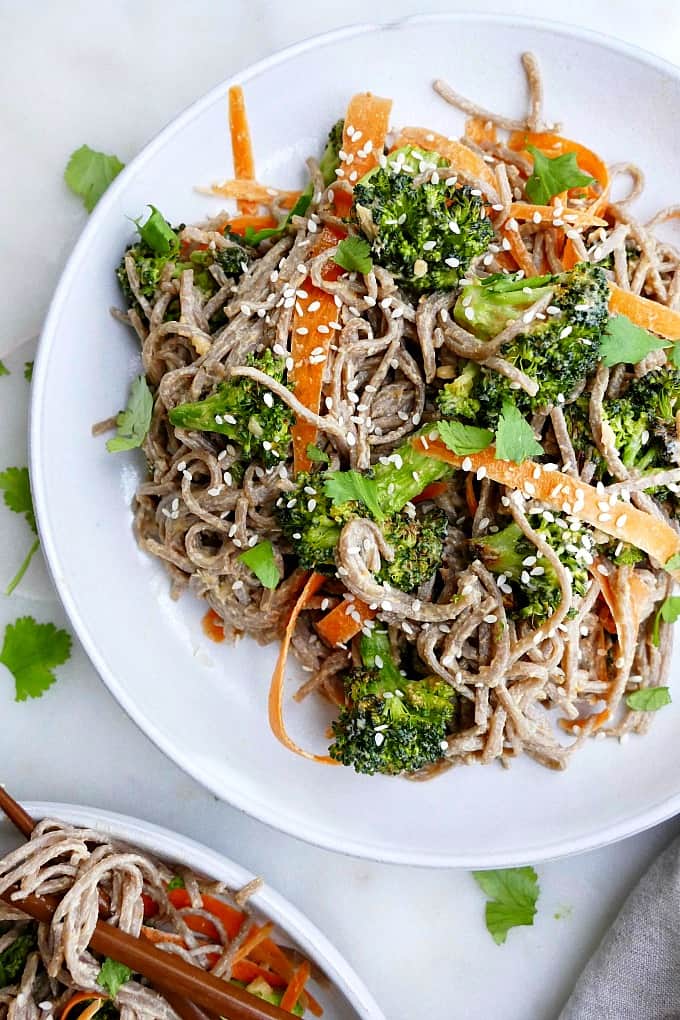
665 552 680 573
133 205 179 257
599 315 670 367
238 540 281 589
98 958 133 999
670 344 680 369
0 468 40 595
324 470 383 520
24 361 33 382
626 686 672 712
0 360 8 377
0 467 36 533
244 193 311 246
334 237 373 274
64 144 124 213
306 443 330 464
437 420 493 456
525 146 595 205
106 376 153 453
494 401 544 463
0 617 72 702
166 875 185 891
473 867 540 945
652 595 680 646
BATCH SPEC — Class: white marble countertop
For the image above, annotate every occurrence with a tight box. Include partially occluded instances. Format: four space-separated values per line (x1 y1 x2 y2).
2 3 680 1018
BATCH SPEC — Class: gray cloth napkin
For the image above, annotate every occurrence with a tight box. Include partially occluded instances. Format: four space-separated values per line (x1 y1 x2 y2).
560 835 680 1019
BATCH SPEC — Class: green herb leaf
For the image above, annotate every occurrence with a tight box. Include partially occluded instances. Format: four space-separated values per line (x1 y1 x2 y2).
98 958 133 999
133 205 178 257
106 376 153 453
5 538 41 597
472 867 540 945
24 361 33 382
669 344 680 369
0 360 8 377
525 146 595 205
238 540 281 589
166 875 185 891
665 552 680 573
0 467 36 533
64 144 124 213
0 617 72 702
626 686 672 712
437 420 493 457
244 192 312 247
494 402 544 463
599 315 671 367
306 443 330 464
334 237 373 275
0 929 37 985
652 595 680 646
324 470 384 519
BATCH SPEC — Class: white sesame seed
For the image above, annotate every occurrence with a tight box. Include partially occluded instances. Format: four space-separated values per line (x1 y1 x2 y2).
462 457 472 472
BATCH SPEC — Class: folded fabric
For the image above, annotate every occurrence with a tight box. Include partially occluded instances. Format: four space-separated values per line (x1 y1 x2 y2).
560 834 680 1019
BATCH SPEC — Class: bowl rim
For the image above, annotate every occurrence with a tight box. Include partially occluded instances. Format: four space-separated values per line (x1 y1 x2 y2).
30 12 680 867
10 801 385 1020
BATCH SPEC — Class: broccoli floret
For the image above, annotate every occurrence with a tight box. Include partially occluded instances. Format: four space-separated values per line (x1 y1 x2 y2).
277 435 452 578
318 119 345 187
0 926 37 986
444 263 609 424
437 362 482 419
351 160 494 294
168 349 293 468
329 628 455 775
606 540 646 567
474 515 591 625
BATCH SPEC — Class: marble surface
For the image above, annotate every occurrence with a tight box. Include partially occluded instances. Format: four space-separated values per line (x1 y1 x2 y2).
2 3 680 1018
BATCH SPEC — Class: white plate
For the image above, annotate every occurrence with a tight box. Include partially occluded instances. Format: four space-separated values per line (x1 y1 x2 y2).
0 802 383 1020
31 14 680 867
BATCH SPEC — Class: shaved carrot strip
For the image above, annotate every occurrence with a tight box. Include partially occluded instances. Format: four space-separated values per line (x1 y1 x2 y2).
60 993 107 1020
290 226 345 472
392 127 498 193
269 572 338 763
315 597 376 647
609 283 680 340
281 960 312 1013
231 959 287 988
334 92 392 216
226 214 278 236
561 237 581 270
141 925 186 946
250 940 323 1016
202 608 225 643
232 921 275 964
414 438 680 571
228 86 257 214
502 222 538 277
168 887 246 940
210 179 301 209
465 474 478 518
465 116 497 146
509 202 607 229
413 480 449 503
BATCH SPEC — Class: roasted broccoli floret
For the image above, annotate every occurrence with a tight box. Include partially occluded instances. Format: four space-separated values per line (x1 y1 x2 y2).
0 926 37 986
168 349 293 468
441 264 609 424
606 540 646 567
437 361 481 419
351 154 494 294
277 434 452 582
329 628 455 775
116 206 251 309
318 118 345 186
474 514 591 624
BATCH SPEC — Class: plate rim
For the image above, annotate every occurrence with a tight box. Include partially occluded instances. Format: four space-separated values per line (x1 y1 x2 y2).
12 801 383 1020
30 12 680 867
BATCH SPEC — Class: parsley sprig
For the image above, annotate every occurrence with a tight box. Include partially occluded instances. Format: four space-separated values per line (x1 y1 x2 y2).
0 466 40 595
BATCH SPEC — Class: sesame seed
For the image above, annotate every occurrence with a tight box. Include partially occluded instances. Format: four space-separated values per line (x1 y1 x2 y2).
476 466 487 480
484 614 498 624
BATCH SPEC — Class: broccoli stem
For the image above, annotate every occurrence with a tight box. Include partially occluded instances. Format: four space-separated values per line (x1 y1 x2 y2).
371 436 453 514
359 628 403 688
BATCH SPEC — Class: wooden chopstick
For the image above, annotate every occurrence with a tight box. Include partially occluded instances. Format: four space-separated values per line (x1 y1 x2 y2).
0 790 292 1020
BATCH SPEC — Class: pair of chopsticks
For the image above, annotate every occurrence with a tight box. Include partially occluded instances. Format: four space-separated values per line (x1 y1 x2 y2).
0 788 292 1020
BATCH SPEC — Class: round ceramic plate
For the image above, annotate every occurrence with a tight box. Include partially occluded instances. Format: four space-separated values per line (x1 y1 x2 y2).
31 15 680 866
0 802 383 1019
